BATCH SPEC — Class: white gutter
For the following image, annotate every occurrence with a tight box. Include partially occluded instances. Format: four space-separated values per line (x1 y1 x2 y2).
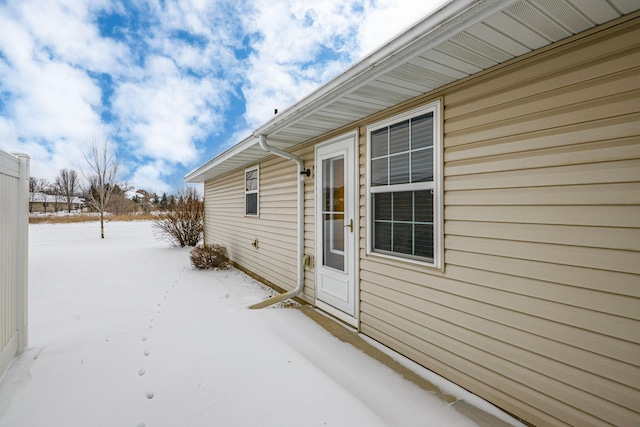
249 134 309 309
185 0 519 184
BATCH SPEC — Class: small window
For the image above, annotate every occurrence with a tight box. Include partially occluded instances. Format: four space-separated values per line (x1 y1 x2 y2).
367 101 441 267
245 166 259 216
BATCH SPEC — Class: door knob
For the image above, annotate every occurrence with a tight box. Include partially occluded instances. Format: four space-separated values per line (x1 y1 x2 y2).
344 218 353 232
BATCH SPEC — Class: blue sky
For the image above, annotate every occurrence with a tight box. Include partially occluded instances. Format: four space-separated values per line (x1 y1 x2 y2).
0 0 446 194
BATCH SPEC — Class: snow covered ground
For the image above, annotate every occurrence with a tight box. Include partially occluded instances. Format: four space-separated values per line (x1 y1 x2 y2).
0 221 523 427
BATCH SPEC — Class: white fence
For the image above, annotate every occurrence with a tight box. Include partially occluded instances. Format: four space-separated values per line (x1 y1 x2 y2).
0 150 29 377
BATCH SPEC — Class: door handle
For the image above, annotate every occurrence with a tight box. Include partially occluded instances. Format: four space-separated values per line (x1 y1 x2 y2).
344 218 353 232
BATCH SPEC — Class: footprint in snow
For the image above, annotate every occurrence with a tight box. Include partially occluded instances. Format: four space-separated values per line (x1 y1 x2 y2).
144 350 150 356
146 391 154 399
138 368 146 376
141 336 148 342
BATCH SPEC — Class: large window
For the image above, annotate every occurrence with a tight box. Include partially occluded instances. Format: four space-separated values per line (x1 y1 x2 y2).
245 166 259 216
367 102 441 266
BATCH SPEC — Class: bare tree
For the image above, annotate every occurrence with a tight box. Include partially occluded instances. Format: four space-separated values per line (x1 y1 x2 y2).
152 187 204 247
54 168 79 213
29 177 49 212
81 138 120 238
29 177 40 194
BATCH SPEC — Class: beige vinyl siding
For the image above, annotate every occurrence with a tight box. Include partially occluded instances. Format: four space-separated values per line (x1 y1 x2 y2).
203 144 317 303
300 143 316 303
359 16 640 427
204 156 296 293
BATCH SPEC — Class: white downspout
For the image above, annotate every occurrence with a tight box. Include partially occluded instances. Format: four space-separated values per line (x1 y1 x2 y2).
249 134 307 309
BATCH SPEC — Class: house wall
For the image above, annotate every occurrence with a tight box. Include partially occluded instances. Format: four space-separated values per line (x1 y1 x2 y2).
203 15 640 427
203 143 317 302
29 202 83 213
358 16 640 427
0 150 29 378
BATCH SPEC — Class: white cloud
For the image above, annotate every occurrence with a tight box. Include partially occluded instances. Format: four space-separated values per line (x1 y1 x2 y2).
0 5 111 187
15 0 129 72
0 117 18 145
237 0 448 128
112 55 229 166
0 0 235 192
0 9 34 67
129 160 172 195
356 0 450 57
144 0 240 72
0 0 448 193
10 60 104 141
236 1 354 127
1 136 88 188
108 0 242 191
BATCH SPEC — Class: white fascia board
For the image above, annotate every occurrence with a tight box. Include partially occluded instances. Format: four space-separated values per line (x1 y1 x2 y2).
187 0 519 184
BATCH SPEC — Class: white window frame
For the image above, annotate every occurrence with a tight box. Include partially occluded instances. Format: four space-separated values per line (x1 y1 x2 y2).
244 165 259 216
366 100 443 269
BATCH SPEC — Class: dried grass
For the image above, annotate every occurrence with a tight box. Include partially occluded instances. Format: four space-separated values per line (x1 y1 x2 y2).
29 213 157 224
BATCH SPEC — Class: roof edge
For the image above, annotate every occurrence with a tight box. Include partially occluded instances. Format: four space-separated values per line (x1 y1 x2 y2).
253 0 517 137
185 136 258 183
186 0 519 183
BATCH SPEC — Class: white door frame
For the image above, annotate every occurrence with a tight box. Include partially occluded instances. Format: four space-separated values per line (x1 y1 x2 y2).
315 131 359 327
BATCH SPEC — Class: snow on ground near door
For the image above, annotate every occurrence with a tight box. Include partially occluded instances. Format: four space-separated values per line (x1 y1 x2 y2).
0 221 521 427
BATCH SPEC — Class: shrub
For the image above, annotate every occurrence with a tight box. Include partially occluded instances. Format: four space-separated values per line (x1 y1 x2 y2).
153 187 203 247
190 244 229 270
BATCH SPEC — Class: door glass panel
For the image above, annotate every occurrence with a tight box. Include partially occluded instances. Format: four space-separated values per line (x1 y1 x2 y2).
322 156 345 271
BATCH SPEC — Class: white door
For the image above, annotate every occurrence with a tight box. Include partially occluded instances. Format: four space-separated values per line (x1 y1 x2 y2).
315 134 357 322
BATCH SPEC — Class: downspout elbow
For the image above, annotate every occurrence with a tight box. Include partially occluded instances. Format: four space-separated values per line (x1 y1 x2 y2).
258 134 271 153
258 134 304 171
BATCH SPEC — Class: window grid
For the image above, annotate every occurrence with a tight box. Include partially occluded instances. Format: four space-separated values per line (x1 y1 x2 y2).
368 104 439 266
245 167 259 216
370 113 434 187
372 191 434 258
373 192 433 255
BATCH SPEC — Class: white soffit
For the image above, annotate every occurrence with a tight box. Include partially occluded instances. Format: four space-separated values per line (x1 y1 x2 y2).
186 0 638 183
